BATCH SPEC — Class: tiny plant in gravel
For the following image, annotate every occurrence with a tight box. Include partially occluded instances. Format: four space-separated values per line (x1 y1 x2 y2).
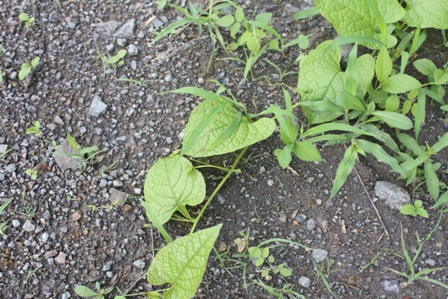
0 198 13 235
19 12 35 28
25 120 42 137
400 199 429 218
19 56 40 80
25 168 38 180
97 47 127 76
74 282 113 299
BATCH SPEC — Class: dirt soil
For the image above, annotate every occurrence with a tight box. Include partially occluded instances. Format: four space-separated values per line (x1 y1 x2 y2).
1 1 448 299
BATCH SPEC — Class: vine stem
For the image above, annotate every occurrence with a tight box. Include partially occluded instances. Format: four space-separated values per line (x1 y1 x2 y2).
190 146 249 234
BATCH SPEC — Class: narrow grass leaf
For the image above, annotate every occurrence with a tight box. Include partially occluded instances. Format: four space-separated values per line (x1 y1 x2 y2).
433 191 448 209
141 201 173 243
371 111 413 130
356 139 404 176
400 51 409 74
331 144 358 198
424 161 440 200
360 124 399 152
432 132 448 153
414 89 426 139
292 7 319 20
400 153 430 173
206 112 241 149
0 197 13 214
400 225 414 274
336 93 366 111
325 36 383 54
382 74 421 94
152 17 198 44
417 276 448 289
302 123 372 139
345 42 358 95
397 133 424 156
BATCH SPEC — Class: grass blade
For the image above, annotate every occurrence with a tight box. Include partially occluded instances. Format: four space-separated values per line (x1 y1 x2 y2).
292 7 319 20
330 144 358 198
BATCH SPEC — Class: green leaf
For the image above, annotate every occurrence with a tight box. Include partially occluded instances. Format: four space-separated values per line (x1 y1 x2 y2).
382 74 421 94
31 57 40 67
433 191 448 209
280 267 293 277
345 42 358 95
298 41 346 124
279 118 298 144
331 144 358 198
147 224 222 299
314 0 405 38
293 141 322 162
216 15 234 27
376 47 392 83
152 17 199 44
292 7 320 20
434 69 448 85
371 111 413 130
255 12 272 24
66 132 79 151
414 89 426 139
397 133 424 155
230 22 241 38
424 160 440 200
417 207 429 218
74 286 98 297
385 95 400 112
400 204 417 216
261 247 270 258
19 64 31 80
19 13 29 21
274 143 294 169
182 100 275 157
402 0 448 29
432 132 448 153
235 6 245 22
336 93 366 111
268 255 275 263
144 155 206 224
413 58 437 77
357 54 375 95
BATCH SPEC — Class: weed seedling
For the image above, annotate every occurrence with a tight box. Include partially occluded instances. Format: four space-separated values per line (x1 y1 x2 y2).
74 282 113 299
25 121 42 137
19 12 35 27
25 168 38 180
19 57 40 80
400 199 428 218
0 198 13 235
97 47 127 76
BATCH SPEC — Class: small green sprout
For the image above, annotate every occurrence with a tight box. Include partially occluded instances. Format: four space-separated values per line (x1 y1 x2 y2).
25 121 42 137
400 200 429 218
25 168 38 180
19 57 40 80
74 282 113 299
19 12 35 27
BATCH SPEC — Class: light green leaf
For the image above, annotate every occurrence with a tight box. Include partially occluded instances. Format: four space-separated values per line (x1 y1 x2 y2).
424 160 439 200
376 47 392 83
434 69 448 85
274 143 294 169
292 7 320 20
382 74 421 94
19 13 29 21
400 152 430 173
433 191 448 209
255 12 272 24
216 15 234 27
331 144 358 198
345 42 358 95
414 89 425 139
249 247 262 258
402 0 448 29
279 118 298 144
74 286 98 297
314 0 405 37
400 204 417 216
298 41 346 124
336 93 366 111
357 54 375 95
397 133 424 155
371 111 413 130
385 95 400 112
417 207 429 218
144 155 205 224
235 6 245 22
147 224 222 299
293 141 322 162
19 64 31 80
31 57 40 67
413 58 437 77
230 22 240 38
280 267 293 277
182 100 275 157
432 132 448 153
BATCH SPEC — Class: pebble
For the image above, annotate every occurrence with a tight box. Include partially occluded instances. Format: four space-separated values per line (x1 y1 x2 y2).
0 144 8 154
279 214 287 223
375 181 410 210
89 95 108 117
23 220 35 232
133 259 146 269
425 258 436 266
198 77 204 84
128 44 138 56
44 250 58 259
379 277 400 294
267 179 274 186
12 219 21 227
114 19 135 38
151 18 164 29
312 249 328 263
164 74 173 82
67 22 76 29
40 232 50 243
295 214 306 223
306 218 316 231
55 252 67 264
298 276 311 288
62 291 71 299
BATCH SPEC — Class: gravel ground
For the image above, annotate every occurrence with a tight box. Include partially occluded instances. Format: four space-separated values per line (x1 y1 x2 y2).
1 0 448 298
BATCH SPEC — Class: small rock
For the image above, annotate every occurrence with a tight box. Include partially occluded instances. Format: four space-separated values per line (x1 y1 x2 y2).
425 259 436 266
198 77 204 84
294 214 306 223
164 74 173 82
133 259 146 269
55 252 67 264
117 38 126 47
151 18 164 29
128 44 138 56
12 219 21 227
0 144 8 154
109 188 127 205
106 44 114 52
312 249 328 263
94 20 123 37
53 138 82 172
44 250 58 260
54 115 64 125
306 177 315 183
23 220 35 232
40 232 50 243
379 277 400 294
62 291 71 299
72 210 82 221
67 22 76 29
114 19 135 38
267 179 274 186
89 95 108 117
298 276 311 288
279 214 287 223
306 219 316 231
375 181 410 210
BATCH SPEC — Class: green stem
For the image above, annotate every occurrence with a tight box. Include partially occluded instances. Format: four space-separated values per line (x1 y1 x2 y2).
190 147 249 234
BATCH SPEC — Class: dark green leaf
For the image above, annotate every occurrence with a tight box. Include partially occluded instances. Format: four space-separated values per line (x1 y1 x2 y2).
424 160 440 200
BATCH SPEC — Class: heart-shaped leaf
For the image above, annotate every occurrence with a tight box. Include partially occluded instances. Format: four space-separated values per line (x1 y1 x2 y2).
144 155 205 224
147 224 222 299
182 99 276 157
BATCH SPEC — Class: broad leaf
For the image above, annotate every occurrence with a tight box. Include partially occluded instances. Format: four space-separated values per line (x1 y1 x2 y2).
293 141 322 162
402 0 448 29
376 47 392 83
400 204 417 216
357 54 375 95
74 286 98 297
182 100 275 157
147 224 222 299
424 160 439 200
274 143 294 168
298 41 345 123
216 15 234 27
371 111 413 130
144 155 206 224
397 133 424 155
413 58 437 77
382 74 421 94
331 144 358 198
336 93 366 111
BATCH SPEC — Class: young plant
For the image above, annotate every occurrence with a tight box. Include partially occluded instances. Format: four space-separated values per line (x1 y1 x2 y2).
25 120 42 137
74 282 113 299
19 12 35 27
388 216 448 289
54 132 106 172
19 57 40 80
25 168 38 180
97 47 127 76
0 198 13 235
400 200 428 218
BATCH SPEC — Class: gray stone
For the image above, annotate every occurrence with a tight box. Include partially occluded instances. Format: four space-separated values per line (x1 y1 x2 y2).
0 144 7 154
117 38 126 47
375 181 410 210
128 44 138 56
164 74 173 82
93 21 123 37
114 19 135 38
130 60 137 70
379 277 399 294
53 138 82 172
54 115 64 125
67 22 76 29
62 291 71 299
23 220 35 232
298 276 311 288
89 95 107 117
151 18 165 29
312 249 328 263
306 218 316 231
109 188 127 205
55 252 67 264
133 259 146 269
106 44 114 52
12 219 21 227
295 214 307 223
